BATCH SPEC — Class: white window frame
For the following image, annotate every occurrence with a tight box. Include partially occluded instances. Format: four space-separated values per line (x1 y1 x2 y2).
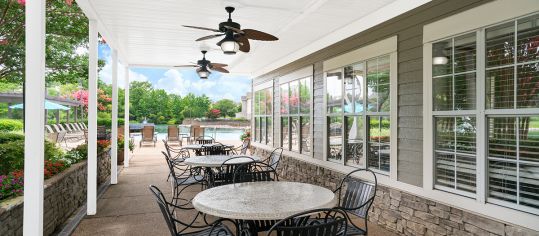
323 36 398 179
423 0 539 228
253 81 274 147
278 66 314 157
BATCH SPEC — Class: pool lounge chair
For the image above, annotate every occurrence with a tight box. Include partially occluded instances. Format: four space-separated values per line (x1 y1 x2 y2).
140 125 157 147
166 125 182 146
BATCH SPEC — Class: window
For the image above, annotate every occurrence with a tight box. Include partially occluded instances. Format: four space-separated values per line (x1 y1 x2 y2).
429 13 539 213
280 76 312 154
254 87 272 145
325 54 392 172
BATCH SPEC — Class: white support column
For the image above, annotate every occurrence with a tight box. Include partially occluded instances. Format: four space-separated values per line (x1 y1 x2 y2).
23 0 46 235
111 49 118 184
124 65 130 167
87 19 98 215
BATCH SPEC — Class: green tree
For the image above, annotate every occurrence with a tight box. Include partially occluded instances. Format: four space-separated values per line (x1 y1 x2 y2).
181 93 211 118
0 0 105 84
212 99 238 117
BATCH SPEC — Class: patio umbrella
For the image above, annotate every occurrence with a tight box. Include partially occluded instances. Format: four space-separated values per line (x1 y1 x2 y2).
9 100 70 110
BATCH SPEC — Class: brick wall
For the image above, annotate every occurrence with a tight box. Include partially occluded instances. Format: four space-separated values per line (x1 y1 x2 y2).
0 150 111 236
252 146 539 236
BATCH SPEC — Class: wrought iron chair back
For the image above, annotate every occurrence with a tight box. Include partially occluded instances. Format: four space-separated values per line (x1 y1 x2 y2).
264 147 283 170
334 168 377 235
196 135 214 144
238 138 250 155
232 161 278 184
149 185 234 236
209 156 256 187
201 143 231 155
267 208 348 236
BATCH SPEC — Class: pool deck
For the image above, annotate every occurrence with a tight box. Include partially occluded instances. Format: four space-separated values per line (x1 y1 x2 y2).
72 140 397 236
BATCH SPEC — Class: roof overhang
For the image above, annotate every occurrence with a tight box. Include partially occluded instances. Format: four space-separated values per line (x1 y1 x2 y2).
75 0 430 77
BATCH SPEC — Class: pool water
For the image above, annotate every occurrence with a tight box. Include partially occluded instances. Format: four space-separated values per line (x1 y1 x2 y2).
133 124 246 141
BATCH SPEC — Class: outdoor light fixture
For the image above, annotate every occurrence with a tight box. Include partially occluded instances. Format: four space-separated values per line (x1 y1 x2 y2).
197 66 210 79
219 31 240 55
432 43 449 65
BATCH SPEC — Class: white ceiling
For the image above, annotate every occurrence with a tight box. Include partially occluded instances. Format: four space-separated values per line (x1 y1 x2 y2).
76 0 430 77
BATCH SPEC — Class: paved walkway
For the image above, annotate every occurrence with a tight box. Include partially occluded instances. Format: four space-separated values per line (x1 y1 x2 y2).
73 141 397 236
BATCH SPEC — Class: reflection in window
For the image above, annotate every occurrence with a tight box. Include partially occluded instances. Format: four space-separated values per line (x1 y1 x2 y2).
328 116 343 162
254 88 272 145
434 117 477 194
367 56 390 112
367 116 390 171
281 76 312 154
345 116 363 166
327 71 342 114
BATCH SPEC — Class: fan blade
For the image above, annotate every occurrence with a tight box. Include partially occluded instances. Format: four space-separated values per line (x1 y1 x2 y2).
223 25 244 34
242 29 278 41
174 65 199 68
196 34 224 41
211 67 229 73
235 35 250 53
182 25 221 33
209 63 228 68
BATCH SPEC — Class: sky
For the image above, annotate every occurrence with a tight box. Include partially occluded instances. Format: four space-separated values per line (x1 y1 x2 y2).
97 44 251 102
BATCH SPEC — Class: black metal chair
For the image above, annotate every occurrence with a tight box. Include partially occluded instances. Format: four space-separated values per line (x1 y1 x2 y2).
208 156 256 188
201 143 232 156
262 147 283 171
196 136 215 144
163 140 193 181
334 169 377 235
233 161 278 184
232 138 250 155
162 151 204 203
149 185 236 236
267 208 348 236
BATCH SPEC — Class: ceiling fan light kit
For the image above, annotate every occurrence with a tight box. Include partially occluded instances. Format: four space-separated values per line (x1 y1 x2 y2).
181 6 279 78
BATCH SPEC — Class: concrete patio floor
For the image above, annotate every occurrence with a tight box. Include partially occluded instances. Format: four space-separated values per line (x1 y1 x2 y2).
72 141 397 236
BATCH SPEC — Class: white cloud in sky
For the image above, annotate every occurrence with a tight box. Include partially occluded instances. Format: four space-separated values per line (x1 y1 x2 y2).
98 56 148 88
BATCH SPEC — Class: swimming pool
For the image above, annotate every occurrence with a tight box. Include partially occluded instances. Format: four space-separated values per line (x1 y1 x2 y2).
132 124 246 141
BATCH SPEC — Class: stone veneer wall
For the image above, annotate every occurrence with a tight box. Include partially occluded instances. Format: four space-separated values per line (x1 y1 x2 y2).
0 150 111 236
252 147 539 236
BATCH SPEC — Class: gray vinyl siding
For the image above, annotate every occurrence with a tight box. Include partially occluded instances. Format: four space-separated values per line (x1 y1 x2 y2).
252 0 493 187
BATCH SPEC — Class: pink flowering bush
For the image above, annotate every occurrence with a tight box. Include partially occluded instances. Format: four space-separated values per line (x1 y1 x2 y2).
0 171 24 200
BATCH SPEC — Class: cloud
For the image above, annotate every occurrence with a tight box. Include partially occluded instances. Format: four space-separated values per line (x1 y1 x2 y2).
98 56 148 88
154 69 190 95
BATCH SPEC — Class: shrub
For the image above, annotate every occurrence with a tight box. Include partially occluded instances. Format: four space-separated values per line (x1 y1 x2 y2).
0 171 24 200
0 132 24 144
166 119 177 125
0 119 23 132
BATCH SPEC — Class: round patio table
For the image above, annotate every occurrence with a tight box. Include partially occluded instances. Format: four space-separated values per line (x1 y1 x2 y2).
184 155 260 168
182 143 234 150
192 181 338 220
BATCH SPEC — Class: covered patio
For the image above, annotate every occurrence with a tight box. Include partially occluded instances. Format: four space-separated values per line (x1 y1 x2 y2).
19 0 539 235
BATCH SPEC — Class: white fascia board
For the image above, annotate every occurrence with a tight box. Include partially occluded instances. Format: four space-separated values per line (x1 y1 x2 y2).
252 0 431 78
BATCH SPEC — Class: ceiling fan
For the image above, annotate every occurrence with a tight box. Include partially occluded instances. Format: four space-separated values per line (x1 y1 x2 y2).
183 6 279 55
174 50 229 79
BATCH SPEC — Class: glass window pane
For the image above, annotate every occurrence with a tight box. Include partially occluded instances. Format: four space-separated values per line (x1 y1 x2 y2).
291 117 300 152
454 33 477 73
254 92 260 115
486 67 515 109
281 117 289 150
327 72 342 114
328 116 343 162
267 117 273 145
367 116 390 171
435 117 455 152
352 63 365 113
344 66 354 113
367 59 378 112
432 39 452 76
433 76 453 111
456 116 476 154
488 117 517 161
300 77 311 114
486 22 515 68
456 154 476 193
260 91 266 116
345 116 363 167
517 14 539 63
301 116 311 154
280 84 289 114
488 160 517 204
519 163 539 209
255 117 260 142
265 89 272 115
435 152 455 188
260 117 266 144
519 116 539 162
454 73 476 110
289 81 300 114
517 64 539 108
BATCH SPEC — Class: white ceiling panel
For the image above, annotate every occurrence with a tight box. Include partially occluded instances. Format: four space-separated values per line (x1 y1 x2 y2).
76 0 430 76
